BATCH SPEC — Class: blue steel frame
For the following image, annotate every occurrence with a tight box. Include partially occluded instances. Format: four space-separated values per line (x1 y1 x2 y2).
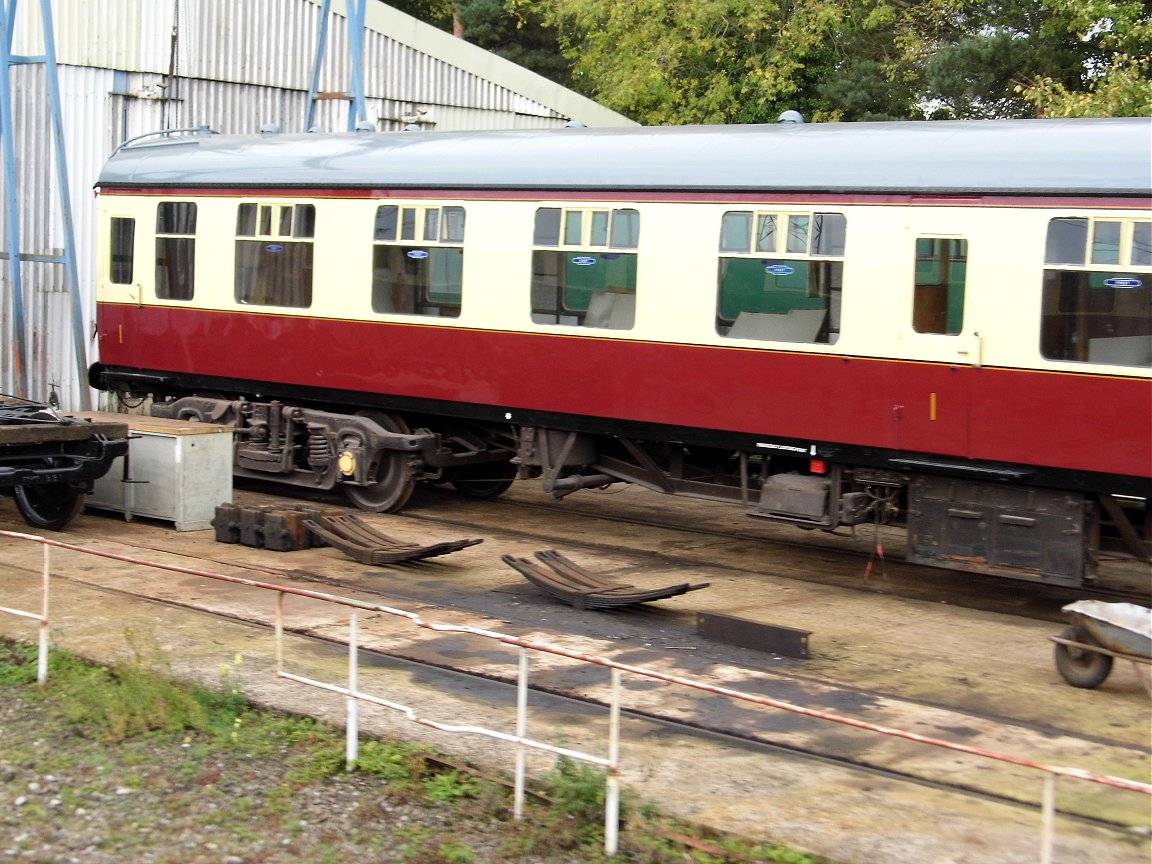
0 0 89 408
306 0 369 133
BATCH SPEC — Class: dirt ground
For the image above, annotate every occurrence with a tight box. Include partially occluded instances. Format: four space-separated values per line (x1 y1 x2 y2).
0 485 1149 864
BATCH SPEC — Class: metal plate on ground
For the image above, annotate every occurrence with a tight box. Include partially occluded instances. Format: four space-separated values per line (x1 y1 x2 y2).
697 611 811 658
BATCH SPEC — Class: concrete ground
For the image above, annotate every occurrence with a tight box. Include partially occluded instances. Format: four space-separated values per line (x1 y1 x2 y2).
0 485 1149 864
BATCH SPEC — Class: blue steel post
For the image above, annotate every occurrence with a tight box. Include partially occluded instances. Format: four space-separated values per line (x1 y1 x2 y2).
39 0 89 408
304 0 332 131
345 0 367 131
0 0 29 397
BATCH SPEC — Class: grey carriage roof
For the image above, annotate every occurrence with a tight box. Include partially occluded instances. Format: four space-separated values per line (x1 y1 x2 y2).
98 118 1152 197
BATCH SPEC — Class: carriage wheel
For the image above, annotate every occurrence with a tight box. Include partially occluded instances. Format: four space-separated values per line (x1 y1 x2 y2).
13 482 85 531
344 412 416 513
449 461 516 500
1054 624 1114 689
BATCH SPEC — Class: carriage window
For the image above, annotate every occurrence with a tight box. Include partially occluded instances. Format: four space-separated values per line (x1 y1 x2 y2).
155 202 196 300
1044 218 1088 265
110 217 135 284
234 203 314 308
371 204 464 318
913 238 967 335
717 211 844 344
531 207 639 329
1041 217 1152 367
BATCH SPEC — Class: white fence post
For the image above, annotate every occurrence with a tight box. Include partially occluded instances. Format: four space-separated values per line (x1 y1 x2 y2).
347 610 360 770
274 592 285 675
514 647 528 821
605 667 622 855
1040 772 1056 864
37 543 49 685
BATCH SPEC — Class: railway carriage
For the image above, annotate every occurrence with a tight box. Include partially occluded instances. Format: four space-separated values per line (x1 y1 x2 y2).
89 118 1152 586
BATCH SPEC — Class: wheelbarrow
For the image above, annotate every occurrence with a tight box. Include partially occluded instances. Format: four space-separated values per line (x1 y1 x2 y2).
1051 600 1152 692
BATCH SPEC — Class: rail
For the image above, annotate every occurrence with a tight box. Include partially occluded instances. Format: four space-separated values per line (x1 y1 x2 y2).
1 528 1149 860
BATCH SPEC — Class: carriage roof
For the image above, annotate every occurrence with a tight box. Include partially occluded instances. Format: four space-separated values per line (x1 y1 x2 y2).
98 117 1152 198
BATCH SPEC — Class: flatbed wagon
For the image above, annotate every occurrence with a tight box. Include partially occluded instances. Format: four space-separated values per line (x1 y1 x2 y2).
0 397 129 530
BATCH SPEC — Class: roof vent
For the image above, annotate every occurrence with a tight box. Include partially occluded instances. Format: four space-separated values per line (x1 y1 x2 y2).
355 120 376 134
260 123 281 135
403 123 422 132
777 110 805 124
565 120 587 128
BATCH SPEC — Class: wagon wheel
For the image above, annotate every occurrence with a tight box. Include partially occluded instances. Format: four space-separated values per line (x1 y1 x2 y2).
449 460 516 500
344 411 416 513
1054 624 1114 689
13 482 85 532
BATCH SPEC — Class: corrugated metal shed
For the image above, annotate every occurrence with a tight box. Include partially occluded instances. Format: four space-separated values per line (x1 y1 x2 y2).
0 0 634 409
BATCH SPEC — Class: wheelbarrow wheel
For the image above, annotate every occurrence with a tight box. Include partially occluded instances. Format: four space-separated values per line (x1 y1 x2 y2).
1054 624 1114 689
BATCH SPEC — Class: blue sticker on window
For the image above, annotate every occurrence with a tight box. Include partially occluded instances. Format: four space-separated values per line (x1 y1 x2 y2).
1105 277 1143 289
571 256 597 266
265 244 284 253
602 253 621 261
764 263 794 276
407 250 429 259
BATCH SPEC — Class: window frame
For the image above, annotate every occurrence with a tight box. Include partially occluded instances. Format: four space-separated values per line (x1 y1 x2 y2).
154 201 197 301
370 203 466 318
109 216 136 285
1039 216 1152 367
912 236 968 336
234 202 316 308
530 206 640 329
715 209 846 344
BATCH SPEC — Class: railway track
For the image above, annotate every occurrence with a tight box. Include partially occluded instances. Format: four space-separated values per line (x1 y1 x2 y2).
2 490 1149 863
66 568 1148 831
329 481 1152 617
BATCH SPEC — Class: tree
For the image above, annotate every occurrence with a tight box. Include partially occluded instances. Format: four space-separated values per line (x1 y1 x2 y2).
389 0 1151 122
511 0 865 124
528 0 1151 123
387 0 574 87
915 1 1151 118
1016 0 1152 116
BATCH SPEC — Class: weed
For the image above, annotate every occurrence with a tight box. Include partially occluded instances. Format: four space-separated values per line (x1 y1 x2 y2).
423 769 481 803
0 639 38 684
353 739 426 783
395 824 437 862
281 738 346 787
436 839 476 863
542 756 610 823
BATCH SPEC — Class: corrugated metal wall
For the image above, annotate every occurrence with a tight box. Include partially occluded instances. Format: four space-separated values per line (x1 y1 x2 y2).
0 0 632 409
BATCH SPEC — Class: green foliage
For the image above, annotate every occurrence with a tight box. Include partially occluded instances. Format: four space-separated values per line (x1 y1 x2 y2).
541 755 607 822
0 632 244 742
1021 54 1152 116
436 839 477 863
514 0 833 124
1017 0 1152 116
390 0 574 86
503 0 1150 121
0 639 44 685
388 0 456 31
353 739 428 782
60 661 210 741
422 769 482 802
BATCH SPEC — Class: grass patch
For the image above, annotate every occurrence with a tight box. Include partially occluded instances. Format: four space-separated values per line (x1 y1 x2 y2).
0 636 834 863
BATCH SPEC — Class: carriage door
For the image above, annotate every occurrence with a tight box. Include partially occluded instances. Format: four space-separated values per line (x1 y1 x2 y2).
895 233 974 457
